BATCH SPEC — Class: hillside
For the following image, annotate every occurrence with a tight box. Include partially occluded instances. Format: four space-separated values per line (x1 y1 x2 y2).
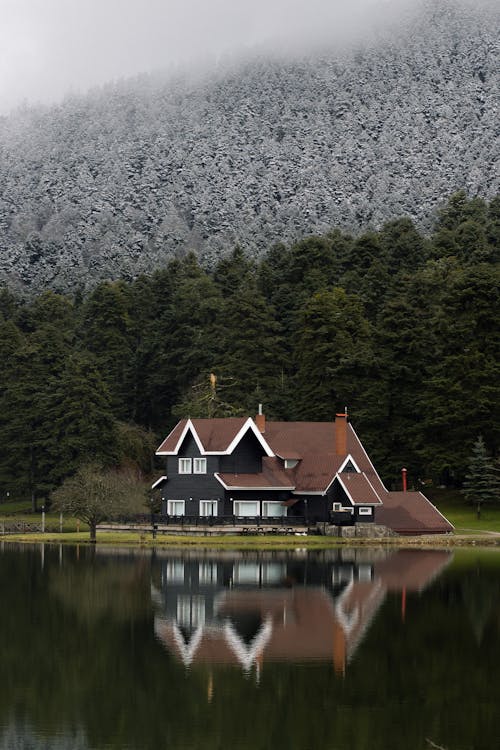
0 0 498 293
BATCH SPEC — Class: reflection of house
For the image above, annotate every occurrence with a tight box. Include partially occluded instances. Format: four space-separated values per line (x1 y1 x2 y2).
153 410 452 534
152 550 452 674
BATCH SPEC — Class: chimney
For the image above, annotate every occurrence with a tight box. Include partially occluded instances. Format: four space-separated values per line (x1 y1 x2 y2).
255 403 266 434
401 467 407 492
335 411 348 455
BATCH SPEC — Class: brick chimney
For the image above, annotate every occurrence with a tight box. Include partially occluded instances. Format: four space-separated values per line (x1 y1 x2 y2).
335 411 348 455
402 467 407 492
255 403 266 434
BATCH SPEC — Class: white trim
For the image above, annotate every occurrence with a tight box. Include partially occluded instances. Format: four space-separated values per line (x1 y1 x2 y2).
363 473 384 504
193 457 207 474
358 507 372 516
151 475 167 489
199 499 218 517
233 500 260 517
262 501 288 518
417 491 455 530
156 417 275 457
338 454 361 474
178 457 192 474
167 499 185 516
214 473 294 491
336 473 382 506
349 424 389 492
291 490 324 496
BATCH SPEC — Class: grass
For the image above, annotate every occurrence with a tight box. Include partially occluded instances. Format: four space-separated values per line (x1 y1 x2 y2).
426 488 500 534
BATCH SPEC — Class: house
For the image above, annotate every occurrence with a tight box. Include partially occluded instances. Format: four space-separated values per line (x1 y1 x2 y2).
153 409 453 535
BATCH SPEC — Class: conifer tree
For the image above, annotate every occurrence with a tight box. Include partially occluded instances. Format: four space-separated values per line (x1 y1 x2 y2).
462 436 500 519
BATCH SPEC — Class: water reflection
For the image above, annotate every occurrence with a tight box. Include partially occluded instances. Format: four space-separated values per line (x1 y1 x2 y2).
152 549 451 673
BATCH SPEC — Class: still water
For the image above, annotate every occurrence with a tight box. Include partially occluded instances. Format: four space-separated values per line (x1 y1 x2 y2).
0 544 498 750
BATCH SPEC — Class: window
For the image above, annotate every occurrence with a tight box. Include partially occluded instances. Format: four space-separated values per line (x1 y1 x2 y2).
332 502 342 512
199 562 217 585
193 457 207 474
233 501 259 517
166 560 185 583
359 507 372 516
284 459 298 469
200 500 218 517
262 501 287 518
178 458 192 474
167 499 185 516
177 595 205 628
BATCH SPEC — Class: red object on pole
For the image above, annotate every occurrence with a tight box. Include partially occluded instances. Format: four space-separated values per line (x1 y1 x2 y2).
402 467 407 492
401 587 407 622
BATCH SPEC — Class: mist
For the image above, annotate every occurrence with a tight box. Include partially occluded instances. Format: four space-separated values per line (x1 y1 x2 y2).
0 0 495 114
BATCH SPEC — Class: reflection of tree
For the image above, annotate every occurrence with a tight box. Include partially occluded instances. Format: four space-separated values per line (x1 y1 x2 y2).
50 557 151 625
462 573 495 645
0 721 89 750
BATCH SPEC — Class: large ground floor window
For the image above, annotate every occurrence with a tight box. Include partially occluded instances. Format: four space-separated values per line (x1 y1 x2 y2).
262 501 287 517
167 499 185 516
234 500 259 517
199 499 218 516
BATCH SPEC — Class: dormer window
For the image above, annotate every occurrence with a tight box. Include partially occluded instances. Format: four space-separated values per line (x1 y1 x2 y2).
284 459 298 469
178 458 192 474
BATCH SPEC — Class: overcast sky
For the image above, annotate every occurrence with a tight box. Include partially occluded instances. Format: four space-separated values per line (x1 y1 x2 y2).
0 0 488 115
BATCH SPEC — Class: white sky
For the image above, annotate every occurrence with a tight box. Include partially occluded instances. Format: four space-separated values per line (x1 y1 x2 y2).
0 0 488 114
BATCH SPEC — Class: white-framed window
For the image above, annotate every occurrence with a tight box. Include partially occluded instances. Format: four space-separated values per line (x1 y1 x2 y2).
262 501 287 517
177 595 206 628
233 500 259 517
284 459 298 469
178 458 192 474
200 500 218 517
332 502 342 512
167 499 185 516
233 562 260 584
359 507 372 516
166 560 185 583
193 457 207 474
199 562 217 585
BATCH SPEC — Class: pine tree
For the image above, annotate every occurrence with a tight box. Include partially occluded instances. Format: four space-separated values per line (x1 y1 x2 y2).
462 436 500 519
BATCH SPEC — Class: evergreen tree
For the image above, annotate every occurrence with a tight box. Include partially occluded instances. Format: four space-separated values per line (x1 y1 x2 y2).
462 436 500 518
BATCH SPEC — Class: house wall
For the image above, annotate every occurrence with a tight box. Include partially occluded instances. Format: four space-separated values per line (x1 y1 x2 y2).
219 431 264 473
162 434 223 514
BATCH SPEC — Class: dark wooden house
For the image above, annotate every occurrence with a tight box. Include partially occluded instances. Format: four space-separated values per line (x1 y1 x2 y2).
154 410 453 534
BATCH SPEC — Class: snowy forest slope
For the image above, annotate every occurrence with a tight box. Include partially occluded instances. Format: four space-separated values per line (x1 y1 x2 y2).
0 0 498 292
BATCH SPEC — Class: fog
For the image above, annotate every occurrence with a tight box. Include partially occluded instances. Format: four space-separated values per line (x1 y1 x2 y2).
0 0 494 114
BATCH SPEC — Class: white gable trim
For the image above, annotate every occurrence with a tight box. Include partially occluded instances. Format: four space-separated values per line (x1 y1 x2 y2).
151 475 168 489
224 418 274 457
338 454 361 474
214 473 295 491
322 453 362 495
336 473 382 506
156 417 274 457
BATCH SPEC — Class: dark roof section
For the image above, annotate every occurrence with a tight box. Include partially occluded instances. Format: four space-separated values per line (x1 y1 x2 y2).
376 492 454 535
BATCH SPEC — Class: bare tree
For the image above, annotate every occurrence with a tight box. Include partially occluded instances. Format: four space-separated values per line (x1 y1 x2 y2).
51 464 147 542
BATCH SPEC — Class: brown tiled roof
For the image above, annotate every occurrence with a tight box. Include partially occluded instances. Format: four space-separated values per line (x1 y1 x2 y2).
216 457 295 490
156 417 248 453
376 492 453 535
337 472 383 505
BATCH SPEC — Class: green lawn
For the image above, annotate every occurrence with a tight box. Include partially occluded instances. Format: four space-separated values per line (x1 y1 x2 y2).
427 488 500 534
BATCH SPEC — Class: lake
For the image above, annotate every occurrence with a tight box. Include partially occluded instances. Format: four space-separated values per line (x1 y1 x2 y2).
0 544 498 750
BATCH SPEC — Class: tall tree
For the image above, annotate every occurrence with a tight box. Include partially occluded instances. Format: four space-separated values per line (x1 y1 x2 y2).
462 436 500 519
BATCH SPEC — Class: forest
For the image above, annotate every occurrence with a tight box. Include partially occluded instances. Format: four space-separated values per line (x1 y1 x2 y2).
0 0 497 293
0 191 498 505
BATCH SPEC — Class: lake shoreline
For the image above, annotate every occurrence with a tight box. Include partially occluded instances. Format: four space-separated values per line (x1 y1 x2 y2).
2 530 499 550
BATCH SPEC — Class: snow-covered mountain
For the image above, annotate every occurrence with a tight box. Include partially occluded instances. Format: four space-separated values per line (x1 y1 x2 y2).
0 0 498 292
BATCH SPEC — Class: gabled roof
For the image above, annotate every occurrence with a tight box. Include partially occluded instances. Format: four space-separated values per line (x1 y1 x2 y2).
336 472 383 506
215 457 295 491
156 417 274 457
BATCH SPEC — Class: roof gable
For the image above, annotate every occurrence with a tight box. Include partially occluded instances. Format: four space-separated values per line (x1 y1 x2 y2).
156 417 274 457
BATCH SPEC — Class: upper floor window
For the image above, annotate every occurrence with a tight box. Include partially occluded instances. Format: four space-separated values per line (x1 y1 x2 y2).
193 457 207 474
178 458 192 474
